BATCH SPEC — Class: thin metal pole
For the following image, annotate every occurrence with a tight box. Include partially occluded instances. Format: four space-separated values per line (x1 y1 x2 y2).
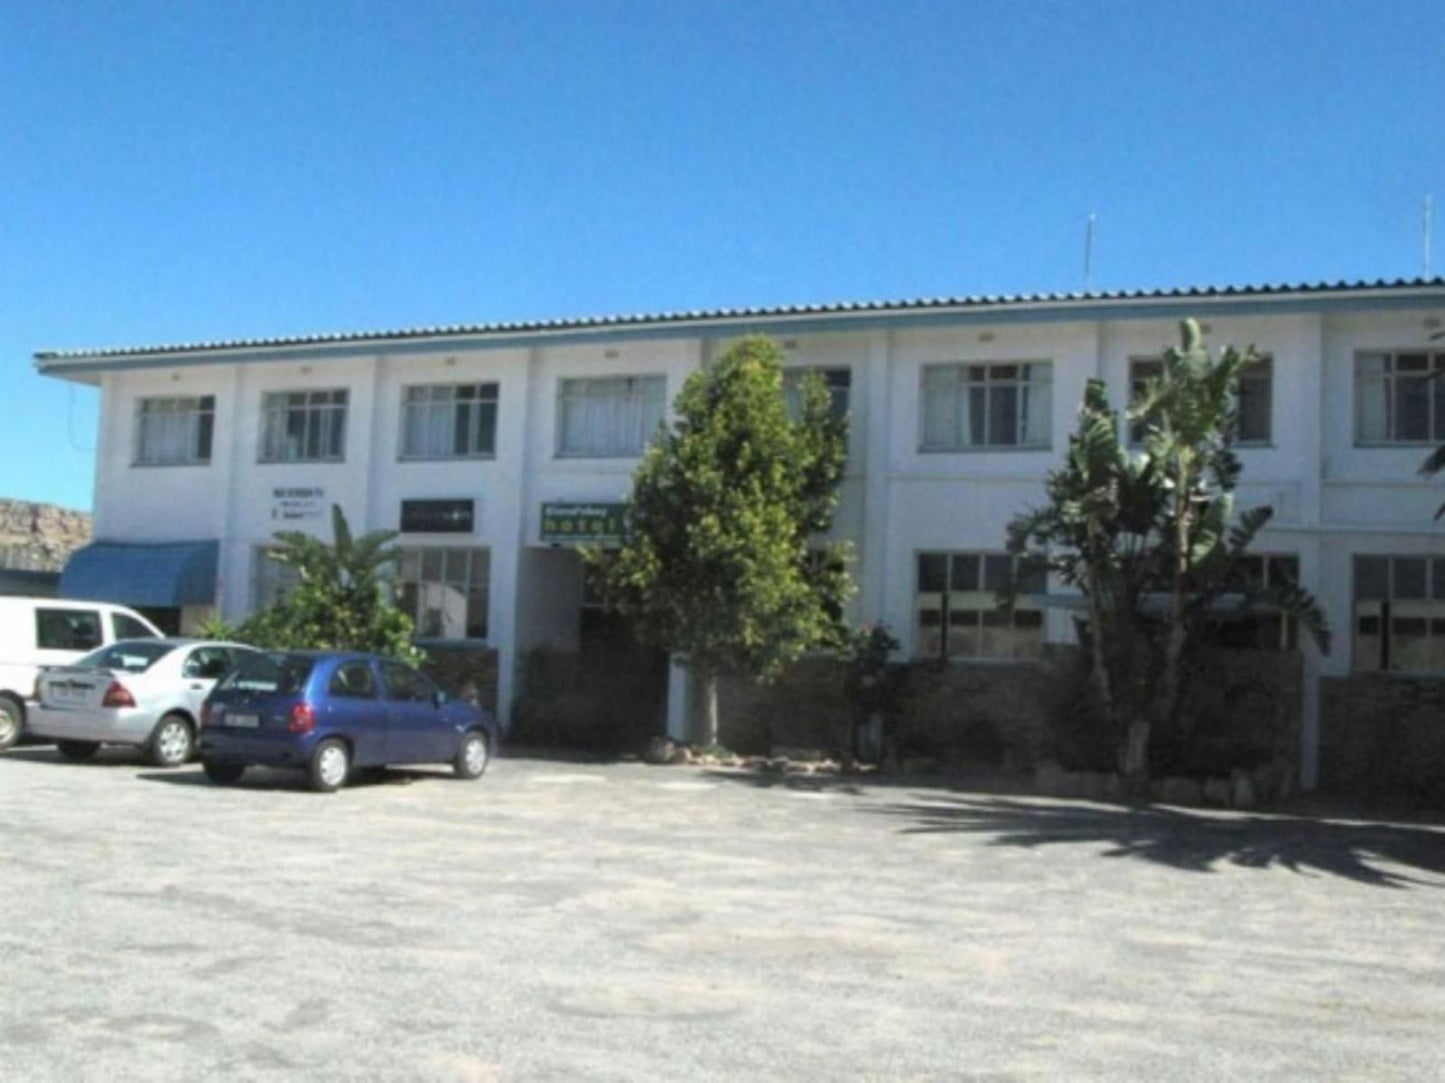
1425 195 1434 279
1084 214 1097 293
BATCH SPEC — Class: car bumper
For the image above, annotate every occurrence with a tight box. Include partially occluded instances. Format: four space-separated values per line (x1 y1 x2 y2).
26 704 156 746
199 728 315 767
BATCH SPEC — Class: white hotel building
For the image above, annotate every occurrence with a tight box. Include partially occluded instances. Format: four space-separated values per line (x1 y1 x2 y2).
36 279 1445 788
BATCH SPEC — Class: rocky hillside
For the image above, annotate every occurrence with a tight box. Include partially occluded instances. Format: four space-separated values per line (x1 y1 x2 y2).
0 499 92 572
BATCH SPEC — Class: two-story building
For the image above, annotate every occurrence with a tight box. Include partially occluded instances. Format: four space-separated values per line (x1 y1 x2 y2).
35 278 1445 789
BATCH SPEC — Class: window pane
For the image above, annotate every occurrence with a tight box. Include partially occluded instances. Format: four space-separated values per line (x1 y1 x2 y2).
1355 556 1389 601
1396 370 1430 441
949 554 980 591
1434 559 1445 601
1268 555 1298 587
982 555 1012 592
921 367 957 448
1354 613 1383 673
916 608 944 658
444 549 470 584
967 385 988 446
1238 360 1272 443
421 550 444 581
1355 355 1390 442
1391 617 1430 672
1394 557 1427 600
918 553 947 593
1015 562 1047 594
466 585 488 639
947 609 981 657
988 384 1018 446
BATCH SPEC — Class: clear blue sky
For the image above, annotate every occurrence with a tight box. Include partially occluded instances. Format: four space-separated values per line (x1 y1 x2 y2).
3 0 1443 511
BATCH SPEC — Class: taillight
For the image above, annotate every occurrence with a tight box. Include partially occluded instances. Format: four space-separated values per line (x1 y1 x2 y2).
102 681 136 709
288 703 316 734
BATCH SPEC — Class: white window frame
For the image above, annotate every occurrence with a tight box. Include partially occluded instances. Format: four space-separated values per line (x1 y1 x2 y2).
919 362 1053 452
556 375 666 459
913 550 1046 661
1355 350 1445 446
1128 355 1272 446
783 367 851 424
134 395 215 466
399 382 499 461
259 389 349 464
396 546 491 642
1353 554 1445 674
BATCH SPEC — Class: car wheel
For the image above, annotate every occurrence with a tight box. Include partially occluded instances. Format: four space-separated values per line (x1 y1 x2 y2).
0 697 22 750
148 714 194 768
454 731 489 780
56 740 100 762
203 761 245 785
309 739 350 793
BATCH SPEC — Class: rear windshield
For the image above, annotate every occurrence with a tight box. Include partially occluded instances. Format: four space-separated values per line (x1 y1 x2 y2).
74 641 175 674
216 653 315 696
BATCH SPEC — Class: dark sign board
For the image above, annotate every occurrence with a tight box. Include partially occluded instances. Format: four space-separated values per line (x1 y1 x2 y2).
540 502 629 544
400 499 475 534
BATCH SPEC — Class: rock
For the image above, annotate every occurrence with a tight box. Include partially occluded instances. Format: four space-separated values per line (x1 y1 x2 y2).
0 499 91 573
1158 776 1204 805
1230 769 1257 809
1202 777 1231 807
771 746 827 763
644 736 679 765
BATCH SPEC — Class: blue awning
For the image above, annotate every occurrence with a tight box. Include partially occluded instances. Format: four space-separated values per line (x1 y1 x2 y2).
61 540 219 608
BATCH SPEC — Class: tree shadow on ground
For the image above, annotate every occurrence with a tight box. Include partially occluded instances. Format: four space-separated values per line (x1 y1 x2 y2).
872 795 1445 889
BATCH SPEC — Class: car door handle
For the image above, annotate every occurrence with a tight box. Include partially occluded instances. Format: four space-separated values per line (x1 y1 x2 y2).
189 683 204 691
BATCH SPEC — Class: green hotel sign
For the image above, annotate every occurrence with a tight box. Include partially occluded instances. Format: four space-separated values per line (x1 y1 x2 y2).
540 502 630 545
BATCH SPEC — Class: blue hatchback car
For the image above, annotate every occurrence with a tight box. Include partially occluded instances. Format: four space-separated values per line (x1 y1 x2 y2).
198 651 498 793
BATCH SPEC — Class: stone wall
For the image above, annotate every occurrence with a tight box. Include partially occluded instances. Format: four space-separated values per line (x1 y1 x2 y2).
719 659 853 755
1319 675 1445 804
421 645 499 712
0 500 91 573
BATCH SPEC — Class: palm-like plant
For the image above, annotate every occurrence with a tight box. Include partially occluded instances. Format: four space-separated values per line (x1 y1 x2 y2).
1009 320 1329 794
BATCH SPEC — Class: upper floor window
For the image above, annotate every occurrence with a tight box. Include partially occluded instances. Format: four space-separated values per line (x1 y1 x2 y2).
1356 351 1445 445
920 362 1052 451
401 382 498 460
260 389 348 463
396 547 490 640
783 368 851 424
1129 356 1272 445
135 395 214 466
1354 554 1445 673
557 375 665 458
914 551 1045 661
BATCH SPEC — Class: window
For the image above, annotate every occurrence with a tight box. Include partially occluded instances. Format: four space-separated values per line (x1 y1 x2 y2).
78 642 173 673
183 646 235 681
35 609 103 652
112 613 158 641
400 383 498 460
1129 356 1271 445
920 363 1052 451
252 549 301 612
784 368 851 424
381 661 435 703
259 389 348 463
557 376 665 458
1209 553 1300 650
136 396 214 465
396 547 489 640
218 653 315 695
1356 351 1445 444
329 661 379 700
1354 555 1445 673
914 552 1045 660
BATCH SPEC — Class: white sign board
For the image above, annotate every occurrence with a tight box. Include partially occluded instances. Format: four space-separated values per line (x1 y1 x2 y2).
271 487 326 523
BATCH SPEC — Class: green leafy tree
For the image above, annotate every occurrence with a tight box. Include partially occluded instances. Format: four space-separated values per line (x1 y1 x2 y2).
594 336 851 745
1008 320 1328 794
219 504 423 665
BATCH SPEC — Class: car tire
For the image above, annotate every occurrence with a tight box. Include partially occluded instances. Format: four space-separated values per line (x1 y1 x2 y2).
0 696 22 751
203 761 245 785
148 714 194 768
56 740 99 762
309 738 350 793
454 730 490 780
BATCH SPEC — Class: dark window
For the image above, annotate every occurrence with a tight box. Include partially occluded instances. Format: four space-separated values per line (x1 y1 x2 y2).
381 661 434 703
78 641 174 673
112 613 158 641
183 647 234 680
1236 358 1273 444
217 653 315 695
36 609 103 651
329 661 379 700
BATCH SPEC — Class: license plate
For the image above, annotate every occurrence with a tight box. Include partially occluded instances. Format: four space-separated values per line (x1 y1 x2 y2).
227 714 260 729
53 685 88 704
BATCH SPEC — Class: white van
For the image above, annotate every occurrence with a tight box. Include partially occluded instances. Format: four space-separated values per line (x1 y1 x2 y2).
0 597 163 749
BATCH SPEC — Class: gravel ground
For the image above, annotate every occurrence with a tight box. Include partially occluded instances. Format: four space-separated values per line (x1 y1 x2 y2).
2 746 1444 1081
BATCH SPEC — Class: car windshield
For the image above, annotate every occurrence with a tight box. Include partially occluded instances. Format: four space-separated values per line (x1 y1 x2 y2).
73 641 175 674
216 652 316 696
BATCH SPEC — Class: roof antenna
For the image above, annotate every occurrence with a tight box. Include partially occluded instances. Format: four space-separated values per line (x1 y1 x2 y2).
1083 213 1097 293
1424 195 1434 279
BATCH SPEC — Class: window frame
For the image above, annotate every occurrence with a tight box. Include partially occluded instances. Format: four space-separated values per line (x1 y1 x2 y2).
1354 350 1445 447
258 388 350 464
398 381 499 462
918 361 1054 453
395 546 491 643
555 374 667 459
783 367 852 425
251 548 302 613
913 550 1047 662
1127 355 1273 447
133 394 216 467
1352 554 1445 675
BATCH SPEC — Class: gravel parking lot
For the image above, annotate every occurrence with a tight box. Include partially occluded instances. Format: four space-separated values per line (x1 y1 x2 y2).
3 746 1444 1081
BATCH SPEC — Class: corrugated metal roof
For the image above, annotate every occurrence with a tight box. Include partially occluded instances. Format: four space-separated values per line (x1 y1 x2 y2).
33 276 1445 363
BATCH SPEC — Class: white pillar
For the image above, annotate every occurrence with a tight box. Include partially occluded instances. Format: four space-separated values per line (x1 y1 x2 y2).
666 655 690 741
